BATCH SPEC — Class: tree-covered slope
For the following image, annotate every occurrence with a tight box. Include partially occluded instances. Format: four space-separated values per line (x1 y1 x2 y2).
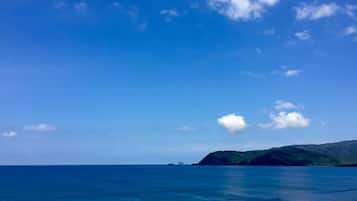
198 140 357 166
296 140 357 165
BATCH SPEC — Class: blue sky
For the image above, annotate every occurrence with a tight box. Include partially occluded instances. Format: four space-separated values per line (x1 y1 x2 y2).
1 0 357 165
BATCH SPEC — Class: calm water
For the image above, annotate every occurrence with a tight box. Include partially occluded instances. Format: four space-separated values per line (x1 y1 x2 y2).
0 165 357 201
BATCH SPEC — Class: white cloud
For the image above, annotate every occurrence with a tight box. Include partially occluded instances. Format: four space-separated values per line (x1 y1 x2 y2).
160 9 179 17
285 69 302 77
2 131 16 137
295 30 311 40
176 126 196 132
345 26 357 35
262 112 310 129
295 3 339 20
273 67 302 77
346 4 357 19
217 113 247 133
344 26 357 41
73 2 88 12
160 9 179 22
208 0 279 21
274 100 297 110
24 124 56 132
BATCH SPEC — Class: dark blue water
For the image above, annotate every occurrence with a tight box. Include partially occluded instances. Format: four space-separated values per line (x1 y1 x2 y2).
0 165 357 201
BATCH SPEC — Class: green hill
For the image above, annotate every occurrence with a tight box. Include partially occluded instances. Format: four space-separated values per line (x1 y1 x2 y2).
198 140 357 166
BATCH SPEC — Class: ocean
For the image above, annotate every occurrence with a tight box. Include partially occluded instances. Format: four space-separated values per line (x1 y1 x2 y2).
0 165 356 201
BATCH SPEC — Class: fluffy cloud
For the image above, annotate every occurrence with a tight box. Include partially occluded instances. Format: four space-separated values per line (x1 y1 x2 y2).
160 9 179 17
2 131 16 137
208 0 279 21
346 4 357 18
295 3 339 20
285 69 302 77
343 26 357 42
274 100 297 110
217 113 247 132
345 26 357 35
295 30 310 40
24 124 56 132
160 9 179 22
262 112 310 129
273 67 302 77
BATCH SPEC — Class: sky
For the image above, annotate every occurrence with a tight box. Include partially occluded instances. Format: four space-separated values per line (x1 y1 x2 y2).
0 0 357 165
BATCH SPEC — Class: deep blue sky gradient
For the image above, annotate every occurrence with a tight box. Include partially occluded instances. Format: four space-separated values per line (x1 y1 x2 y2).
0 0 357 164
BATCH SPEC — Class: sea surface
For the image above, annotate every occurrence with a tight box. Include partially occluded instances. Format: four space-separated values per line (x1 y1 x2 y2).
0 165 357 201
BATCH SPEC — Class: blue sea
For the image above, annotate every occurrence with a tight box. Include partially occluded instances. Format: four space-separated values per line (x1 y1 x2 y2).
0 165 357 201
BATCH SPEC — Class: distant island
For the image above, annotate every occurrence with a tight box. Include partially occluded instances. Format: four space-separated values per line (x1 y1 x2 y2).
197 140 357 166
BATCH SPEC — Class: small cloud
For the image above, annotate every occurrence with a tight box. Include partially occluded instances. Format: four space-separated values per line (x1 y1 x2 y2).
176 126 196 132
273 67 302 77
2 131 16 137
274 100 297 110
24 124 56 132
261 112 310 129
295 30 311 40
160 9 179 17
285 69 302 77
345 4 357 19
160 9 179 22
207 0 279 21
345 26 357 35
73 1 88 12
295 3 340 20
344 26 357 42
217 113 247 133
